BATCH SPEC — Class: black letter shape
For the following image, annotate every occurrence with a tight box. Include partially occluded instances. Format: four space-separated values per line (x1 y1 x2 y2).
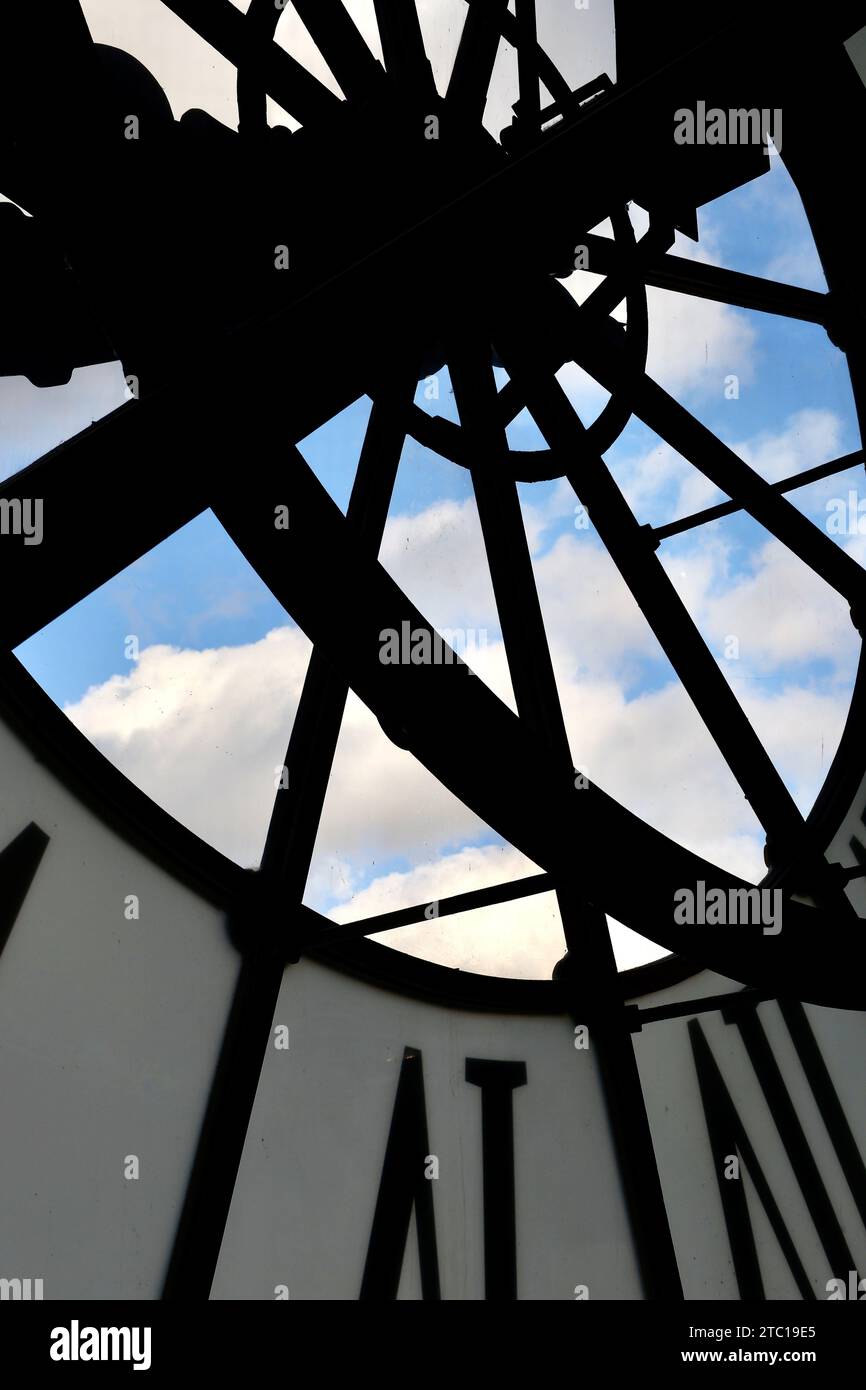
360 1046 441 1300
465 1057 527 1300
689 1006 865 1300
689 1019 809 1299
0 822 49 960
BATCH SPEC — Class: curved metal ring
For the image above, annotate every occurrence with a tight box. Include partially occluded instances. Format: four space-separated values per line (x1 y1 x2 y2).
404 202 653 480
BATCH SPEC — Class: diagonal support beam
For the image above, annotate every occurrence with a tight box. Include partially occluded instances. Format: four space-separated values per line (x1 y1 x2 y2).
301 871 552 949
653 450 866 542
0 398 210 650
542 281 866 615
446 0 510 125
373 0 437 103
581 233 829 325
514 0 540 133
260 383 416 913
291 0 387 104
159 0 341 125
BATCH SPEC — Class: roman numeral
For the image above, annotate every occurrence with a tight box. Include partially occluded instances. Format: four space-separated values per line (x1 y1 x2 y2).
360 1047 441 1300
361 1049 528 1299
0 822 49 959
465 1057 527 1301
690 999 866 1298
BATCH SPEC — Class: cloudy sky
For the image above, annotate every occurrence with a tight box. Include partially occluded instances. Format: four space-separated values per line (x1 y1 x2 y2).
4 1 865 977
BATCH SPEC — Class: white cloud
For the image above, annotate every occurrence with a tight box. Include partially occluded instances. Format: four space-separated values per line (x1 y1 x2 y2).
66 624 501 876
685 537 857 675
763 243 827 293
68 628 312 868
312 686 497 864
642 283 757 399
379 497 499 632
533 533 659 680
329 844 562 978
616 437 724 523
558 676 766 876
737 408 846 486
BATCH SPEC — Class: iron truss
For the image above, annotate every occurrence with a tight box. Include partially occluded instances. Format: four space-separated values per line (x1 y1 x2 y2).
0 0 865 1298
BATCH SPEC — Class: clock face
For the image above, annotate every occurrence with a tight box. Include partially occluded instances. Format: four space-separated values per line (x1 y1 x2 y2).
1 695 865 1301
1 0 866 1302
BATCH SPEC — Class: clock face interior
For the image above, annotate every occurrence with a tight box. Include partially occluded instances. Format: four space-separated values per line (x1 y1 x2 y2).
3 0 866 989
2 0 866 1310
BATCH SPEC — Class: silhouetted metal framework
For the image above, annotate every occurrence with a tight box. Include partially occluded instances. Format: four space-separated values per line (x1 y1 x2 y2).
1 0 865 1300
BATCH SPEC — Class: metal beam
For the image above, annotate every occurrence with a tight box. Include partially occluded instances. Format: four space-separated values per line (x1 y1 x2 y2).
653 450 866 542
291 0 387 104
158 0 341 125
163 375 416 1298
303 872 553 949
515 0 540 134
582 233 829 325
446 0 510 125
450 339 682 1299
373 0 437 103
207 429 866 1006
544 281 866 613
493 335 811 857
